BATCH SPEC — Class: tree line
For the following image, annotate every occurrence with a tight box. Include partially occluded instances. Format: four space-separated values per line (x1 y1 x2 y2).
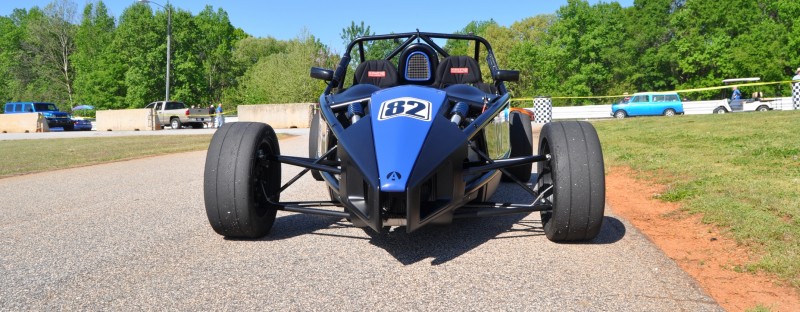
0 0 337 112
473 0 800 104
1 0 799 112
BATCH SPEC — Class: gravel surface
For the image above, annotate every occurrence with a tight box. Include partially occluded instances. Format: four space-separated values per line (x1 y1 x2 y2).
0 129 722 311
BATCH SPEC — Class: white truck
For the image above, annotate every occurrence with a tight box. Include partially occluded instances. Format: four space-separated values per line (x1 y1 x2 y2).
145 101 210 129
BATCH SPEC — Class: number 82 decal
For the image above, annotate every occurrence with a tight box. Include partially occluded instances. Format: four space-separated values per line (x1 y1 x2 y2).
377 97 432 121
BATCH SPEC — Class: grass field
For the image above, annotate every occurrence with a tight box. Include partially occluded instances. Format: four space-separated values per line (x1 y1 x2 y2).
593 110 800 289
0 135 215 178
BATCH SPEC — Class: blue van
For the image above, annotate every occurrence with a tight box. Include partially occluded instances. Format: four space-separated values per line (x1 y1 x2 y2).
3 102 73 130
611 92 684 119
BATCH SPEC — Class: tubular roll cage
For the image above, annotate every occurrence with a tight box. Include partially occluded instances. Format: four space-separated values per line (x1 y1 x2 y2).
265 31 555 221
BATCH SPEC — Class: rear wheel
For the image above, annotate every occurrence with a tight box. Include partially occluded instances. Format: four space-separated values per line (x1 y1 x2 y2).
537 121 605 242
756 105 769 112
204 122 282 238
171 118 182 129
504 109 533 182
713 107 726 114
614 110 626 119
663 108 676 116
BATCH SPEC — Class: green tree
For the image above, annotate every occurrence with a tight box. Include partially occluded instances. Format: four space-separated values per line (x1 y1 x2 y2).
0 15 22 102
497 15 558 98
194 5 244 105
72 1 122 108
444 20 498 56
232 33 336 104
168 8 205 105
112 3 162 108
21 0 78 108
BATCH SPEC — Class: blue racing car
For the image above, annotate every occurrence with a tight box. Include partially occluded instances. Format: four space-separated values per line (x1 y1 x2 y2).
203 31 605 242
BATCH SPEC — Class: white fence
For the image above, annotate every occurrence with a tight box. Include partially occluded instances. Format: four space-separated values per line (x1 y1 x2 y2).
522 97 795 120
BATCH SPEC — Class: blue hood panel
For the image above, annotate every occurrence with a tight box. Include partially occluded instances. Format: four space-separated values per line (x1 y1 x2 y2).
370 86 447 192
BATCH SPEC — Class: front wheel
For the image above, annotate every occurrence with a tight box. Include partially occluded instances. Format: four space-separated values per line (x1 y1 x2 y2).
204 122 282 238
756 105 769 112
613 110 626 119
713 107 726 114
537 121 605 242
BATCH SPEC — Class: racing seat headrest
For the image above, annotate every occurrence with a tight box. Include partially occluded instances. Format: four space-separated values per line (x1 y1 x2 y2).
353 60 399 88
435 56 483 88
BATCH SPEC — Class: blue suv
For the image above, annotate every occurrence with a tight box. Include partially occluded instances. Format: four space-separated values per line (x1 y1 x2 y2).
611 92 684 119
3 102 73 130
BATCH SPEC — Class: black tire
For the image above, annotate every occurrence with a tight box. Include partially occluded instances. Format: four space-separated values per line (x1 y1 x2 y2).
503 110 533 182
171 118 182 129
204 122 282 238
663 108 676 116
191 123 203 129
537 121 605 242
613 110 626 119
308 107 324 181
713 107 726 114
63 125 74 131
756 105 768 112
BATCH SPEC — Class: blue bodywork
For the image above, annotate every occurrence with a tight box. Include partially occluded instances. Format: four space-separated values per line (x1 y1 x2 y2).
371 86 447 192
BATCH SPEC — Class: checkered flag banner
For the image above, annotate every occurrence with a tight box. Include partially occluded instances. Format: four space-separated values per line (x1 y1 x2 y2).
793 82 800 110
533 96 552 123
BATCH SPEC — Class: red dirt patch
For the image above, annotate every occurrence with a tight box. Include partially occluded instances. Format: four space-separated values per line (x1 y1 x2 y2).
606 166 800 312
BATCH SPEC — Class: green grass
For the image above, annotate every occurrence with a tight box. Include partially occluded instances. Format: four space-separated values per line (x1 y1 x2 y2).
0 135 213 178
593 110 800 289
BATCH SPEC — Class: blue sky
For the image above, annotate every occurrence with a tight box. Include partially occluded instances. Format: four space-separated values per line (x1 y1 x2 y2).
1 0 633 50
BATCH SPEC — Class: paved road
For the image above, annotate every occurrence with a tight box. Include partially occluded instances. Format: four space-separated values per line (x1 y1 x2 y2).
0 130 722 310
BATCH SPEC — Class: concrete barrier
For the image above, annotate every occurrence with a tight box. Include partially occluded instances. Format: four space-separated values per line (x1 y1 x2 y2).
96 109 159 131
237 103 312 128
0 113 49 133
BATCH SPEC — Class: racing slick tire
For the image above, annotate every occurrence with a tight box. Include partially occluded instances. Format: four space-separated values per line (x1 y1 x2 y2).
537 121 605 242
204 122 281 238
503 109 533 182
308 107 325 181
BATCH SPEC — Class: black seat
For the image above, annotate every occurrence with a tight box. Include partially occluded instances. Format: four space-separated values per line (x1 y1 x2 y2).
353 60 399 88
435 56 496 94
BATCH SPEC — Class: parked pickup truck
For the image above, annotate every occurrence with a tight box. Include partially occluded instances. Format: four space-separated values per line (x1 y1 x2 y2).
145 101 209 129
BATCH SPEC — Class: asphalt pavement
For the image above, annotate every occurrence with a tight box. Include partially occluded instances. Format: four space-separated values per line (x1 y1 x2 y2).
0 130 723 311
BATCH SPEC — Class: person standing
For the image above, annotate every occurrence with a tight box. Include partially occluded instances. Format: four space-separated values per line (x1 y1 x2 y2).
215 103 225 128
793 67 800 110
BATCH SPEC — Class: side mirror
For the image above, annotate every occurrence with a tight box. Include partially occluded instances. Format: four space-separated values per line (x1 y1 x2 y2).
310 67 334 81
493 70 519 82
